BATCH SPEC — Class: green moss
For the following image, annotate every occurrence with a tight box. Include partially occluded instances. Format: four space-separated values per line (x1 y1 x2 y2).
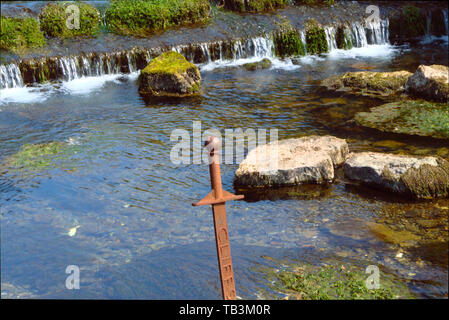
141 51 196 75
389 5 426 40
224 0 288 13
0 16 46 53
355 100 449 140
39 1 101 38
242 58 272 71
322 71 412 97
335 25 352 50
105 0 210 36
275 263 414 299
305 19 328 54
294 0 334 5
274 29 305 57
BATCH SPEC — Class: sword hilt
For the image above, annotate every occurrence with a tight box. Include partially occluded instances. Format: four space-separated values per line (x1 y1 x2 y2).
192 136 244 206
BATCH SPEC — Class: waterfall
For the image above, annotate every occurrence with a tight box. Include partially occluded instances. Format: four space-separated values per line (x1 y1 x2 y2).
443 9 448 35
0 64 24 89
325 26 338 51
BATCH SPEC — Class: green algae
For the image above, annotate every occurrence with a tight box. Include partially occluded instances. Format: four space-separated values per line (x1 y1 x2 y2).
305 19 328 55
355 100 449 140
264 261 414 300
274 29 305 57
242 58 272 71
224 0 288 13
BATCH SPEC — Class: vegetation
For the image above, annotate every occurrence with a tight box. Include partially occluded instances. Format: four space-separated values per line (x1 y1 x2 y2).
275 263 413 299
141 51 197 75
305 19 328 54
389 5 426 40
0 16 46 53
243 58 272 71
355 100 449 140
39 1 101 38
224 0 288 13
105 0 210 36
294 0 335 5
5 142 66 171
335 25 352 50
274 29 305 57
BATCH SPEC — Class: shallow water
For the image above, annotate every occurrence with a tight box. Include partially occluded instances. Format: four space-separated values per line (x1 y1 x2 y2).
1 39 448 299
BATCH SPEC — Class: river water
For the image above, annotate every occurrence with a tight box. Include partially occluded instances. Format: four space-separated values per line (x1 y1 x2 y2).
1 3 448 299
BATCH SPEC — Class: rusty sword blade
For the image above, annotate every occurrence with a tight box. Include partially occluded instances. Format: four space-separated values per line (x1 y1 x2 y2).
192 136 243 300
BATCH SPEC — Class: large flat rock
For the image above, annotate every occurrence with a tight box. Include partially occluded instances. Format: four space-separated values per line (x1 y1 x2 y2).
344 152 449 199
234 135 348 187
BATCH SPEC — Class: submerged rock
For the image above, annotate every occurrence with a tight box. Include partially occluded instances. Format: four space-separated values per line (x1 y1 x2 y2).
242 58 272 71
234 135 348 187
344 152 449 199
138 51 201 97
405 65 449 103
321 71 412 97
354 100 449 140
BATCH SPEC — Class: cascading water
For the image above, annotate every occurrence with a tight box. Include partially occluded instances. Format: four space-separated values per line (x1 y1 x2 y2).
0 15 403 90
0 64 24 89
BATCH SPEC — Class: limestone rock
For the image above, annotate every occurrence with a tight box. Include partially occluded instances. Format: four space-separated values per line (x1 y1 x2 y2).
138 51 201 97
321 71 412 97
234 135 349 187
405 64 449 102
344 152 449 199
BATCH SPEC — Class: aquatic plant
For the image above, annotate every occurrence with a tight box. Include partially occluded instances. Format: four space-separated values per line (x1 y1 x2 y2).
39 1 101 38
105 0 210 36
354 100 449 140
335 25 352 50
274 29 305 57
224 0 288 13
294 0 335 5
5 142 66 171
242 58 272 71
274 263 414 299
305 19 328 54
389 5 426 40
0 16 46 53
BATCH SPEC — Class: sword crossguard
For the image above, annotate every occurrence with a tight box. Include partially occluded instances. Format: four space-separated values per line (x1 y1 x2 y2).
192 136 244 206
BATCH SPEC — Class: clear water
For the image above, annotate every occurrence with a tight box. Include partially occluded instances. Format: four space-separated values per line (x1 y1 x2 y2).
1 40 448 299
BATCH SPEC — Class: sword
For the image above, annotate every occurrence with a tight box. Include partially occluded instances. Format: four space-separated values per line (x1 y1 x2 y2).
192 136 244 300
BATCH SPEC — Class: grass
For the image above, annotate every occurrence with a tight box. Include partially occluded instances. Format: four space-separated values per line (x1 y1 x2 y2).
0 16 46 53
39 1 101 38
105 0 210 36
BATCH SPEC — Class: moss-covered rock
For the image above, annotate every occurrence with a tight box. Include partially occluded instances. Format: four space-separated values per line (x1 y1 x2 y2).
294 0 335 5
274 28 305 57
354 100 449 140
0 16 46 53
389 5 426 42
305 19 328 55
405 65 449 103
39 1 101 38
138 51 201 97
242 58 272 71
335 25 353 50
321 71 412 97
105 0 210 36
224 0 288 13
344 152 449 199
